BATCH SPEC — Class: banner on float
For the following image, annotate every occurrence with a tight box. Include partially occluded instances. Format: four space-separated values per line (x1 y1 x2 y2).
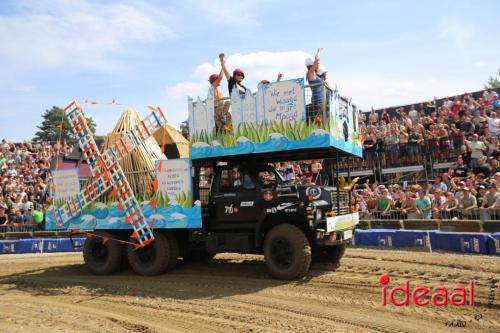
52 168 80 202
156 159 193 207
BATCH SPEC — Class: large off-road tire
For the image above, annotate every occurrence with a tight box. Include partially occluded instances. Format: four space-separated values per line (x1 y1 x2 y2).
165 231 179 269
127 232 171 276
263 224 312 280
314 243 346 264
83 232 123 275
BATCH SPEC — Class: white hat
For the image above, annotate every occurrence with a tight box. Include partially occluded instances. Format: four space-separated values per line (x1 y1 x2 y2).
317 64 327 76
305 57 314 67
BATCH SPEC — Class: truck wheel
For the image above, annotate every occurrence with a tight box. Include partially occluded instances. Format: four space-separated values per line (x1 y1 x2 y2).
83 232 123 275
264 224 311 280
164 231 179 269
127 232 170 275
315 243 346 264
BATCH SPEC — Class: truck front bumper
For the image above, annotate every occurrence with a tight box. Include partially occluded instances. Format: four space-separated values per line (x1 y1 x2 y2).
314 212 359 246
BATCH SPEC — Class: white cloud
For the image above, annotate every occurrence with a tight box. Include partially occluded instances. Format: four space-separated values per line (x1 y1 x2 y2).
0 0 176 70
166 81 206 100
166 50 311 91
439 17 474 51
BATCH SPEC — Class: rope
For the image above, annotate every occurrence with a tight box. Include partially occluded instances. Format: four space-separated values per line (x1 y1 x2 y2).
70 230 139 246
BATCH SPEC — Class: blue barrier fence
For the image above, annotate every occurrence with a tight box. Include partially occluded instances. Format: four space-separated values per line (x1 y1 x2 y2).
353 229 499 255
0 238 85 255
0 233 499 256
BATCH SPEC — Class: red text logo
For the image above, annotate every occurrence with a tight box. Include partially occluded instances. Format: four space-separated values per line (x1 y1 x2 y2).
379 274 474 306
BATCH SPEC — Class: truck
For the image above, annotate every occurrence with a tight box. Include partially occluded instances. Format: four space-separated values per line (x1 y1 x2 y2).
46 78 362 280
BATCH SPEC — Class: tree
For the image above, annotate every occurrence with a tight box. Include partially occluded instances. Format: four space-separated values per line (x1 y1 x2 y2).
485 68 500 89
33 106 97 142
180 119 189 139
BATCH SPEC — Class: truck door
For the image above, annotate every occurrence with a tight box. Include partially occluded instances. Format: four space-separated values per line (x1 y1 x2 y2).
212 166 261 226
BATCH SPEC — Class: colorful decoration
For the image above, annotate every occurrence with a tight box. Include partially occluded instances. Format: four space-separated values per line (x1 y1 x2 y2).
48 101 167 248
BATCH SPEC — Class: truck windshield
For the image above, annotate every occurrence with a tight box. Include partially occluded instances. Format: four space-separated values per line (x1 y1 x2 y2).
256 167 283 188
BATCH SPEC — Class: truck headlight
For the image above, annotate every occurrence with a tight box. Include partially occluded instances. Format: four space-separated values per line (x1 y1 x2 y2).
315 209 323 220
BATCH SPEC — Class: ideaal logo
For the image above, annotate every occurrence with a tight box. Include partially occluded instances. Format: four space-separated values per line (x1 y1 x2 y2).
379 274 474 306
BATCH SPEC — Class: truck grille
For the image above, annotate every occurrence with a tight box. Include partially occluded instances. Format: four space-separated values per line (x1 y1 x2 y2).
331 189 350 215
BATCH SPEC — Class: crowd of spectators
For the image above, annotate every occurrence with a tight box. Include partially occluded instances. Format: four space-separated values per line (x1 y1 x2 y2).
358 89 500 168
353 89 500 220
0 140 66 230
273 89 500 220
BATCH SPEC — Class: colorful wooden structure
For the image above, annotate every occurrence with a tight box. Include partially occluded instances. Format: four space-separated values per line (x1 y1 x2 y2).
48 101 167 247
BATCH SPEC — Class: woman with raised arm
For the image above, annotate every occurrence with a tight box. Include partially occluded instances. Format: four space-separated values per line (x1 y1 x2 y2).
212 55 232 133
306 48 326 123
219 53 247 96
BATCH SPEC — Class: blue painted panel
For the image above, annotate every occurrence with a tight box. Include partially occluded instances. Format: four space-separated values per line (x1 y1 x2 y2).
354 229 397 247
430 232 489 254
487 232 500 256
394 230 436 248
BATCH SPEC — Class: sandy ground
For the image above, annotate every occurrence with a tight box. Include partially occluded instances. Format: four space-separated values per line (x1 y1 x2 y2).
0 248 498 333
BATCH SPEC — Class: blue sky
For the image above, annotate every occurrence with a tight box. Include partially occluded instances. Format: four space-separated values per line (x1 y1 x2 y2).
0 0 499 141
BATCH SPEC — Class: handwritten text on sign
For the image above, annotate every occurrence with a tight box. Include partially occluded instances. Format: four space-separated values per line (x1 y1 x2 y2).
157 159 192 202
263 79 305 122
53 169 80 201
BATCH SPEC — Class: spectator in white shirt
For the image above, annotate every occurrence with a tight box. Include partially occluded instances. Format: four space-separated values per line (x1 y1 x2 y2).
467 134 487 168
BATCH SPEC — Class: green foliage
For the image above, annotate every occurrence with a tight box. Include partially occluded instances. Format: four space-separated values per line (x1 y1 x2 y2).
34 106 97 142
180 119 189 139
175 191 192 208
190 117 362 147
485 68 500 89
155 192 171 208
84 201 96 212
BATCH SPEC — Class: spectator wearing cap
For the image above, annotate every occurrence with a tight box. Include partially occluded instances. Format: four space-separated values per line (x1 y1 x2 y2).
457 187 477 219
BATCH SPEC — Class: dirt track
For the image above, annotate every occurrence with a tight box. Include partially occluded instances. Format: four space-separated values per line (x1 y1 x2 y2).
0 249 498 333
